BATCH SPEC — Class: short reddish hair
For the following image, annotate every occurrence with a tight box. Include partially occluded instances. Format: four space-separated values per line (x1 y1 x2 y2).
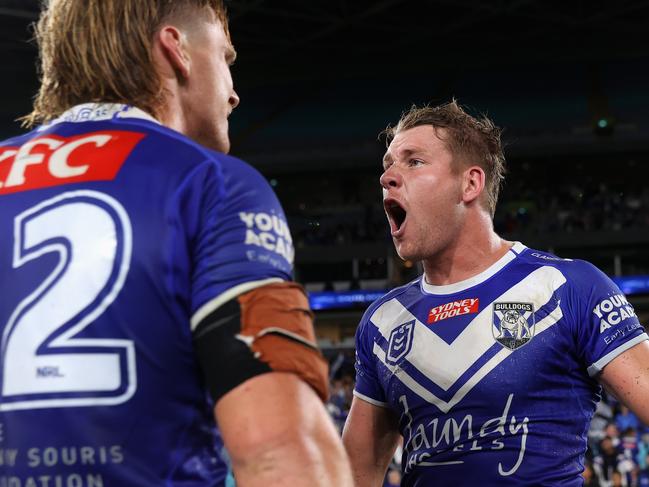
384 100 506 217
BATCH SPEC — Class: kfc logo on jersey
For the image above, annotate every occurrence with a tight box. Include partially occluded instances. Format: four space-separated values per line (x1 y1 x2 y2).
0 131 144 195
493 302 535 350
428 298 479 324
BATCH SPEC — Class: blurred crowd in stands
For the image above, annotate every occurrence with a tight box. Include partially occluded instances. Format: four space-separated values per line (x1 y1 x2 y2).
289 203 388 248
325 351 649 487
585 394 649 487
271 158 649 248
495 160 649 235
325 351 405 486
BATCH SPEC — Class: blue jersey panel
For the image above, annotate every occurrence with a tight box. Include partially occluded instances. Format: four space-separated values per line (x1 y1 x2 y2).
190 151 293 319
560 259 646 373
354 244 647 486
0 107 291 486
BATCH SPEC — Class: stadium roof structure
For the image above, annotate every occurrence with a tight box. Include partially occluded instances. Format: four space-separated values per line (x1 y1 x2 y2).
227 0 649 85
0 0 648 164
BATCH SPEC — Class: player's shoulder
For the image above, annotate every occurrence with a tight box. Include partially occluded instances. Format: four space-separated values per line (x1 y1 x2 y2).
0 128 38 148
517 245 608 286
111 118 224 167
516 246 571 266
205 147 269 188
359 277 420 326
1 116 215 173
115 118 267 186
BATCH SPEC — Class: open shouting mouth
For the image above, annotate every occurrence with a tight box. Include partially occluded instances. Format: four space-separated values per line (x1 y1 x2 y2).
384 198 407 236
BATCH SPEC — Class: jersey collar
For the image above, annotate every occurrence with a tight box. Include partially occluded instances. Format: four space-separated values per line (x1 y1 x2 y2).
39 103 160 130
420 241 526 295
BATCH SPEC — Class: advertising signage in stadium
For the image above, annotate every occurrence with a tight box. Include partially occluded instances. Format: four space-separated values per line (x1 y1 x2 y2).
613 275 649 296
309 290 388 310
309 275 649 311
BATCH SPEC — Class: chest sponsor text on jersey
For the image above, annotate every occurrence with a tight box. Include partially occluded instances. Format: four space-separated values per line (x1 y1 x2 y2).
428 298 479 324
0 443 123 487
401 393 529 477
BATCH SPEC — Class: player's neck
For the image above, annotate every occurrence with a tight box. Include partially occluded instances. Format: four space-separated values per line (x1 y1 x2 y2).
421 213 511 287
158 95 186 135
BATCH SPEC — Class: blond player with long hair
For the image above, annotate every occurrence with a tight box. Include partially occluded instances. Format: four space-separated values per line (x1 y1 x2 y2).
0 2 353 486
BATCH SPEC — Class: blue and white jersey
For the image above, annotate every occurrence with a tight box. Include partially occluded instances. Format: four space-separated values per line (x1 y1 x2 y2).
354 243 647 486
0 104 293 486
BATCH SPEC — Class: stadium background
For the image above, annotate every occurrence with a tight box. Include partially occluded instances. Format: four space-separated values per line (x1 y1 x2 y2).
1 1 648 485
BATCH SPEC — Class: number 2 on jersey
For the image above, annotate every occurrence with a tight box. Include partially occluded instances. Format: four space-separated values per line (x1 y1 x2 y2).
0 190 136 411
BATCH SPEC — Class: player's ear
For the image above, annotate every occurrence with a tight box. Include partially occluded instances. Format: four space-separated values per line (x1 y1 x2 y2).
462 166 485 205
154 25 191 80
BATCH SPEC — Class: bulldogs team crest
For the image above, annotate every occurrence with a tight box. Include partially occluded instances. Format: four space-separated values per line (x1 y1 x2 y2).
492 302 535 350
386 320 415 365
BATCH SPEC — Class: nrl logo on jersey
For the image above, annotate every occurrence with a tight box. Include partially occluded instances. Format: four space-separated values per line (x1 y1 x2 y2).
386 320 415 365
492 302 535 350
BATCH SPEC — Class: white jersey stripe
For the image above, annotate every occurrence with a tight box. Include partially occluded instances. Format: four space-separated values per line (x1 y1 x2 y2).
374 303 564 413
371 266 567 391
587 333 648 376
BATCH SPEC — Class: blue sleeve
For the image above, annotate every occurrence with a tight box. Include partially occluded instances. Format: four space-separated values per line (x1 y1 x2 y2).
564 261 648 376
353 307 389 407
187 154 293 325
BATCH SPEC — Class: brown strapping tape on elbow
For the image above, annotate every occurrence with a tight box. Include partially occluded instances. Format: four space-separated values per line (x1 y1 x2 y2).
237 282 329 401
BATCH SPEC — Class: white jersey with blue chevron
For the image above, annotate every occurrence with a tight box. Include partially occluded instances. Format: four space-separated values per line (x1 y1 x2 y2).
354 242 647 486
